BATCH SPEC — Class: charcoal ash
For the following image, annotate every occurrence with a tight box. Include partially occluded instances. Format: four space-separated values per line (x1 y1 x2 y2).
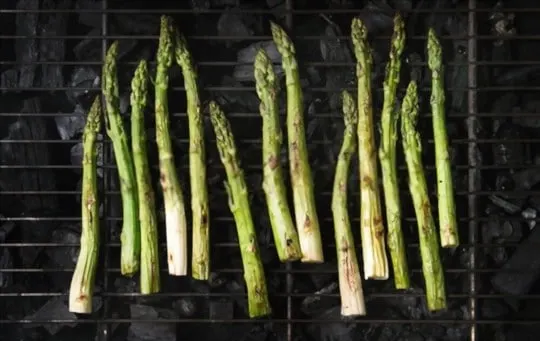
233 41 283 82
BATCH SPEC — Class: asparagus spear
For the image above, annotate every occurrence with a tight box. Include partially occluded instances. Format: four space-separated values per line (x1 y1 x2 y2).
254 49 302 262
157 16 188 276
401 81 447 311
351 18 389 280
131 60 160 294
332 91 366 316
174 28 210 280
427 28 459 248
102 41 140 276
208 101 271 318
378 14 409 289
69 97 101 314
270 22 324 263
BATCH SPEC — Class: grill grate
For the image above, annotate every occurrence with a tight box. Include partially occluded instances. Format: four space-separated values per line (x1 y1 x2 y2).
1 0 540 340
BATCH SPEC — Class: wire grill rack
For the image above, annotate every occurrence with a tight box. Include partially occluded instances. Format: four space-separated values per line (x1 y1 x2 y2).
1 0 539 340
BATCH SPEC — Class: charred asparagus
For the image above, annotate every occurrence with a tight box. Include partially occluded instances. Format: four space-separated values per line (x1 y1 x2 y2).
102 41 140 276
379 14 409 289
131 60 160 294
351 18 389 280
174 28 210 280
427 28 459 248
270 21 324 263
332 90 366 316
401 81 447 311
254 48 302 262
157 16 188 276
208 101 271 318
69 97 101 314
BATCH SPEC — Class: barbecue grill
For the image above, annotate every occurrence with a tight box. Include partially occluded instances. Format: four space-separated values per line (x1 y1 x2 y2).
0 0 538 340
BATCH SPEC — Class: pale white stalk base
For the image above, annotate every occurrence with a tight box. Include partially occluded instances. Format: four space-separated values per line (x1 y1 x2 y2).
69 247 94 314
165 200 188 276
338 254 366 316
360 194 389 280
298 236 324 263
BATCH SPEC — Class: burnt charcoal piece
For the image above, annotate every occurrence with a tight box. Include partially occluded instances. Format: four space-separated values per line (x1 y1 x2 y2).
488 195 521 215
215 75 260 111
128 304 177 341
217 8 260 46
73 29 101 61
25 297 77 335
306 306 359 341
173 297 197 317
76 0 103 28
492 225 540 295
190 0 210 10
1 69 19 92
45 227 79 268
513 168 540 190
513 99 540 129
233 41 283 82
300 282 340 316
492 123 525 167
0 248 13 289
55 104 87 141
114 14 160 34
209 299 234 320
15 0 40 88
39 0 72 89
319 18 354 111
67 67 100 104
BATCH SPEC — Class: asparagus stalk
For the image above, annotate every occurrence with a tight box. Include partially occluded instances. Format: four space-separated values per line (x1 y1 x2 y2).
427 28 459 248
69 97 101 314
401 81 447 311
270 22 324 263
332 91 366 316
174 28 210 280
102 41 140 276
156 16 188 276
208 101 271 318
378 14 409 289
254 49 302 262
351 18 389 280
131 60 160 294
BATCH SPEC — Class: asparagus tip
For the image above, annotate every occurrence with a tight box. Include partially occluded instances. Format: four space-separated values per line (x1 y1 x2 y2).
158 15 174 68
427 28 442 71
391 14 406 56
351 17 368 41
254 49 276 99
131 60 149 105
269 21 294 57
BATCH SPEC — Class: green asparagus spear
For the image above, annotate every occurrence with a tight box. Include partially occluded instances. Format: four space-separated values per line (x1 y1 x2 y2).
157 16 188 276
131 60 160 294
69 97 101 314
332 91 366 316
102 41 140 276
427 28 459 248
351 18 389 280
378 14 409 289
254 49 302 262
270 22 324 263
208 101 271 318
174 28 210 280
401 81 447 311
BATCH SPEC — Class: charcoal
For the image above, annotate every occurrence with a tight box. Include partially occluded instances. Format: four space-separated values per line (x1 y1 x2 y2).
39 0 71 89
56 104 87 140
488 195 521 214
15 0 40 88
1 69 19 92
114 14 159 34
45 227 79 268
25 297 77 335
492 224 540 295
217 9 256 46
67 67 100 104
267 0 286 20
0 248 13 289
190 0 210 10
76 0 103 28
0 220 16 242
115 277 138 294
300 282 339 316
226 279 248 315
209 299 234 320
233 41 283 82
306 306 358 341
173 297 197 317
319 17 354 112
383 287 426 320
215 75 260 111
128 304 177 341
480 299 510 319
492 123 524 167
513 99 540 128
72 29 101 61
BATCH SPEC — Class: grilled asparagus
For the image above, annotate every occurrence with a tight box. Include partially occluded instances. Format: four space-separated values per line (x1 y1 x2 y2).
332 90 366 316
254 48 302 262
69 97 101 314
270 21 324 263
379 14 409 289
131 60 160 294
208 101 271 318
427 28 459 248
174 28 210 280
102 41 140 276
351 18 389 280
157 16 188 276
401 81 447 311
